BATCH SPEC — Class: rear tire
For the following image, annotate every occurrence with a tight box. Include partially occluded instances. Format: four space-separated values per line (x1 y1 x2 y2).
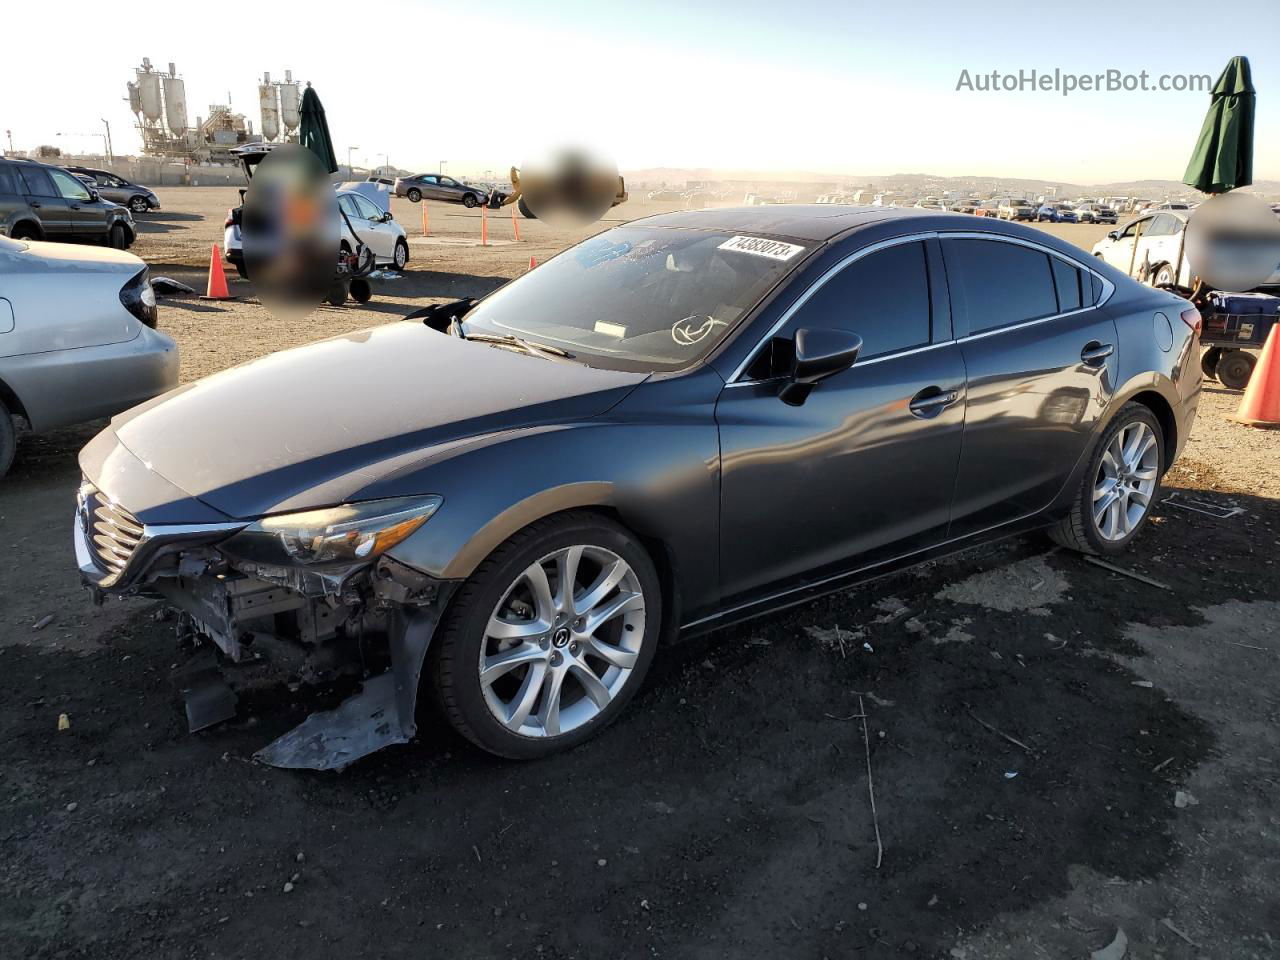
430 511 661 759
1152 263 1176 288
1216 350 1256 391
1049 402 1164 556
0 399 15 479
10 223 41 242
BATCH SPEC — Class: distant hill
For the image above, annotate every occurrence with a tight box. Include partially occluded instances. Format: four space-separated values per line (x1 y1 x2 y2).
623 167 1280 199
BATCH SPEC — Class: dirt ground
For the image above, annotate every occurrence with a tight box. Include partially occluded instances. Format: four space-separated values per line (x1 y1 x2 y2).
2 192 1278 960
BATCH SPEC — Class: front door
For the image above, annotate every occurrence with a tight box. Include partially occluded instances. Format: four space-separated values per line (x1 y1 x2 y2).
48 168 103 240
942 235 1118 537
716 237 967 603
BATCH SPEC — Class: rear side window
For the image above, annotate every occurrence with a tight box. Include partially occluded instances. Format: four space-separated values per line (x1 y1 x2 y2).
790 240 932 359
943 238 1058 334
0 165 17 195
1051 256 1084 312
17 166 57 197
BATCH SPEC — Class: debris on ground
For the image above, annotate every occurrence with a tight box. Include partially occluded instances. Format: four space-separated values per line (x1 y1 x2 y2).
57 713 70 732
150 276 196 296
935 554 1068 613
1174 790 1199 809
1090 927 1129 960
1082 556 1171 590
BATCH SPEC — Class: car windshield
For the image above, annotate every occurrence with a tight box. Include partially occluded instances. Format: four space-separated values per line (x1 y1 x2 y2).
459 225 807 372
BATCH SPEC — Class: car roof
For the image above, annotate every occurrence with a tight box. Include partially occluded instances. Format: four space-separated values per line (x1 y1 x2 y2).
631 204 1067 244
632 205 919 241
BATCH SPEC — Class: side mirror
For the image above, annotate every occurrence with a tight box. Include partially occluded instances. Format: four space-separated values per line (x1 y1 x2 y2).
382 212 394 223
1107 230 1120 240
779 327 862 406
88 188 100 202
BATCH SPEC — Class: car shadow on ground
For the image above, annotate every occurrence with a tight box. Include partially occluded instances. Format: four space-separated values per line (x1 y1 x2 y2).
5 473 1275 957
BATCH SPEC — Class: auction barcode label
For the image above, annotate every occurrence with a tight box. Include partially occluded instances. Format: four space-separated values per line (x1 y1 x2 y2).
718 235 806 261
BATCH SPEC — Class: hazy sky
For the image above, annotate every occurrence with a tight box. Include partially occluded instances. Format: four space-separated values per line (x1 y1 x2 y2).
6 0 1277 184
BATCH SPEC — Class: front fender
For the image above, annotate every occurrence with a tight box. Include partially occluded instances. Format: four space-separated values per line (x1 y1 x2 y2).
375 412 722 623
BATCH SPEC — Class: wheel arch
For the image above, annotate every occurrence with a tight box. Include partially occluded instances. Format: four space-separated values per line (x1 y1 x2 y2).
0 375 30 424
8 218 44 241
1125 388 1178 471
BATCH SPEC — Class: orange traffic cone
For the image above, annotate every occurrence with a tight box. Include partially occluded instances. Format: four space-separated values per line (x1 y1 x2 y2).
200 244 234 300
528 256 537 270
421 204 429 237
481 205 488 247
1231 326 1280 428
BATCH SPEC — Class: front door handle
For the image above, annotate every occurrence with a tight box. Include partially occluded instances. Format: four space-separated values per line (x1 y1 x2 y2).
29 201 41 208
1081 341 1114 365
909 387 960 418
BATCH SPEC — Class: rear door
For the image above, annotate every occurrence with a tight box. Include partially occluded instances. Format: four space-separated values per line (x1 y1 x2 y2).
716 236 967 601
943 235 1118 537
15 165 69 237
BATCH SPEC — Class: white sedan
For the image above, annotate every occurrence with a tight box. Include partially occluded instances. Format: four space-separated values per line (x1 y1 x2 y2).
0 236 178 477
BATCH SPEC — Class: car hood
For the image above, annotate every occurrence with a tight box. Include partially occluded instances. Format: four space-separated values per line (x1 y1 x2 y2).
107 323 648 519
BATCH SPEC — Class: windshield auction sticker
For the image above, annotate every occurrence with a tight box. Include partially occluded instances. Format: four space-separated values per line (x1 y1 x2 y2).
718 235 806 261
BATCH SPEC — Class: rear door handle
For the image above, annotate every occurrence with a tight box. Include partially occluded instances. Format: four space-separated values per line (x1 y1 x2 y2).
909 387 960 418
29 201 41 208
1081 341 1114 365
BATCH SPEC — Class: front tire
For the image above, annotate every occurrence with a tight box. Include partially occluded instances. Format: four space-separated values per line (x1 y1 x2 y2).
108 223 128 250
1049 403 1163 556
462 193 479 209
393 238 408 270
407 188 422 203
129 196 150 214
430 512 661 759
517 196 536 220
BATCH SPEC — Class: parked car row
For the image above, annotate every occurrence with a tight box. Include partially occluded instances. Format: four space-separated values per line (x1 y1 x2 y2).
0 157 138 249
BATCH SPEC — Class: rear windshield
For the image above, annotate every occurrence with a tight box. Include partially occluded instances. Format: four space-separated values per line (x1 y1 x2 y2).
460 225 808 372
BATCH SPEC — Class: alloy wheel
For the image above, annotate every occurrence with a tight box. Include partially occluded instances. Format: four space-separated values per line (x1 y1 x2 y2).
478 545 646 738
1092 421 1159 541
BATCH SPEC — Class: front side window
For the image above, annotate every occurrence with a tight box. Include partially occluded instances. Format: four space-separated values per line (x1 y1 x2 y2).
784 241 932 360
1119 219 1147 240
459 225 807 372
943 238 1058 334
50 169 92 201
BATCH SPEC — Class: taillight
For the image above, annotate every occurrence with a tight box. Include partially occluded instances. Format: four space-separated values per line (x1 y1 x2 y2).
119 268 157 328
1180 307 1202 335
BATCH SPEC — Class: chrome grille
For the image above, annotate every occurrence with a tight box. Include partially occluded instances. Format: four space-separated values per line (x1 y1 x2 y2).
80 483 144 576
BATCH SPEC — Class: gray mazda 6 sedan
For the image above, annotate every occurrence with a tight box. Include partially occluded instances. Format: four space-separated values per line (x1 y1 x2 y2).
74 206 1201 769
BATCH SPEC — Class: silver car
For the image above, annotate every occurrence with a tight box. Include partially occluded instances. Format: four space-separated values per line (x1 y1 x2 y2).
393 173 489 207
0 236 178 477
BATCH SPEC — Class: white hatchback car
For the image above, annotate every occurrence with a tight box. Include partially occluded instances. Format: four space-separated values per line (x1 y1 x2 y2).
0 236 178 476
223 186 409 278
1092 210 1280 289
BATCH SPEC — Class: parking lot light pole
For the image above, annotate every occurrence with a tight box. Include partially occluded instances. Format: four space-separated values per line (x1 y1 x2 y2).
439 160 447 175
348 145 359 176
101 119 113 164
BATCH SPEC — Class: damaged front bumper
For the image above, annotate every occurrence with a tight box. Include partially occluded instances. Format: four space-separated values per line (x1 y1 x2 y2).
74 483 457 771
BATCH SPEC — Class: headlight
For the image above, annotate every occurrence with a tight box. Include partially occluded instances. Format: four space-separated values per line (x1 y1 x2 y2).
219 496 442 568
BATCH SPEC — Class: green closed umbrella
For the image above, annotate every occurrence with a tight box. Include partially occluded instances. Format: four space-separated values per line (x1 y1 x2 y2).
1183 56 1255 194
299 83 338 175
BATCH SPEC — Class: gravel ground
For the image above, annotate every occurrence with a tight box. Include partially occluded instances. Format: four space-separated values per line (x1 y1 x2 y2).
1 192 1278 959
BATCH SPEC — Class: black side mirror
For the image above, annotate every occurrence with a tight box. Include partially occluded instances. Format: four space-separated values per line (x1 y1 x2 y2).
779 327 862 406
88 188 100 202
1107 230 1120 240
